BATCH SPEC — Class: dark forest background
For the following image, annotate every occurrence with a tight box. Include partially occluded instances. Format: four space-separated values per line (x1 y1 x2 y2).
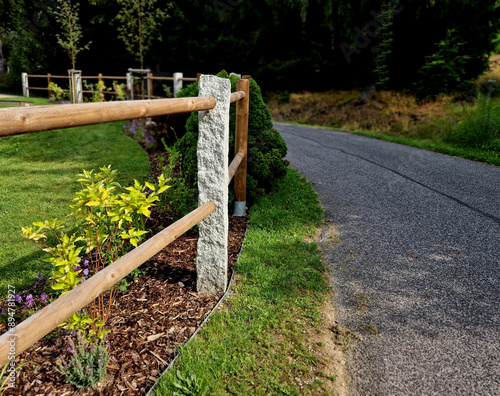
1 0 499 97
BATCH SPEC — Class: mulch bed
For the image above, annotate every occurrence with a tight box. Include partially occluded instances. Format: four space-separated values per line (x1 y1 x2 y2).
1 149 248 395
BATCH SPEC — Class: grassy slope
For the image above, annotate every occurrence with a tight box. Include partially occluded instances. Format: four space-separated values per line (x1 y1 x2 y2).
0 98 150 297
154 169 337 395
282 121 500 166
267 90 500 167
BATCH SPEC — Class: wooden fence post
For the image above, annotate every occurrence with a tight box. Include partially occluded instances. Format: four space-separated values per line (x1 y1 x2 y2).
196 75 231 294
234 78 250 216
47 73 52 99
147 72 153 99
68 70 74 103
22 73 29 97
173 72 183 97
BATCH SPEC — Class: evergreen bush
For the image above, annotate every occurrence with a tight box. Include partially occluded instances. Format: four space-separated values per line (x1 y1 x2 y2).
174 71 288 204
415 29 479 100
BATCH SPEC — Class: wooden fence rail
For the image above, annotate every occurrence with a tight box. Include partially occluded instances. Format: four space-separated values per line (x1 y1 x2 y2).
0 74 250 367
0 97 216 137
0 202 216 363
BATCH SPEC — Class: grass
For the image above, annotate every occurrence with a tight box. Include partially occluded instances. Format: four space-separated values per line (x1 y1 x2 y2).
0 96 52 107
267 89 500 167
153 168 335 395
281 121 500 166
0 97 150 297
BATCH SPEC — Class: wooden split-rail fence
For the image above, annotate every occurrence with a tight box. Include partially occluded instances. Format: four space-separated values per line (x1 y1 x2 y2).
0 74 250 367
22 70 201 102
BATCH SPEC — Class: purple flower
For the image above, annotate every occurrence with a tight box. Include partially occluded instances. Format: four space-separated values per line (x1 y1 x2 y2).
38 273 43 281
14 295 22 303
41 292 47 302
83 260 89 267
83 268 89 276
74 265 80 271
67 347 75 355
1 309 5 316
25 294 34 308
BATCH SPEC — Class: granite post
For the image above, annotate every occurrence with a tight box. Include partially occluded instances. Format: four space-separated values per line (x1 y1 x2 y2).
22 73 29 97
173 72 183 97
196 75 231 294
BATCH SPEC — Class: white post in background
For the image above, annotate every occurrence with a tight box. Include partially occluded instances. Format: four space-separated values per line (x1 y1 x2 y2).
196 75 231 294
74 73 83 103
22 73 29 97
173 72 183 97
126 72 134 100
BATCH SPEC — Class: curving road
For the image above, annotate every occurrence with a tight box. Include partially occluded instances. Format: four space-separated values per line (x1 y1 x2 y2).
276 123 500 396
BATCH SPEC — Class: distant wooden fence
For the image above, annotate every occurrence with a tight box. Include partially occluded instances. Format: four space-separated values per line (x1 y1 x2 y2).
0 75 250 366
22 70 201 102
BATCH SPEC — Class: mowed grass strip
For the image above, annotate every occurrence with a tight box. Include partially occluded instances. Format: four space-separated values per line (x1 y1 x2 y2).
0 99 149 297
154 168 334 395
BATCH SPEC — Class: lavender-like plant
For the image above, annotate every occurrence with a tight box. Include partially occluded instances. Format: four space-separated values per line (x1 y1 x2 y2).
56 334 110 390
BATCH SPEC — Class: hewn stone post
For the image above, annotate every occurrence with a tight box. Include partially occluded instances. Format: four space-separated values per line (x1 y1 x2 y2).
126 72 134 100
74 73 83 103
196 75 231 294
173 72 183 97
22 73 29 97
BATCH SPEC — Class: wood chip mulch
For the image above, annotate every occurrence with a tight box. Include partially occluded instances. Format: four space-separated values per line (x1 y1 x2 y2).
1 211 247 395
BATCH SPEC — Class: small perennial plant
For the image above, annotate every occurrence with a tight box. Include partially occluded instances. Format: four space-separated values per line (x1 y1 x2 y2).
56 334 110 389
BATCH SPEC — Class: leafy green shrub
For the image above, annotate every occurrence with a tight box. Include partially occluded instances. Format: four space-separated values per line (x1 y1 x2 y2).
21 166 169 340
48 82 69 102
446 96 500 150
113 81 128 100
56 334 110 390
82 80 108 102
174 71 288 204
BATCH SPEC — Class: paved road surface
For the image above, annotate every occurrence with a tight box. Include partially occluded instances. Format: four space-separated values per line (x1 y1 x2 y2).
276 123 500 396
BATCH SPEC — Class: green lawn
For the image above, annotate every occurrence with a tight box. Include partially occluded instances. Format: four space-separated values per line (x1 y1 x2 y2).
0 96 52 107
0 98 150 297
153 168 335 395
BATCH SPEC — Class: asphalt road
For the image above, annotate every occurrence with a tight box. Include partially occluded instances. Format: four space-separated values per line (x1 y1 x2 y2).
276 122 500 396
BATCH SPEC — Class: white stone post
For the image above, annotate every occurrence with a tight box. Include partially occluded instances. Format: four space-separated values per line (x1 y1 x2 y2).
126 72 134 100
74 73 83 103
173 72 183 97
22 73 29 97
196 75 231 294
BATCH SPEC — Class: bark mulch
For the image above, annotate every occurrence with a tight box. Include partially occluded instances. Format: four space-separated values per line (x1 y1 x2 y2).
1 211 247 395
